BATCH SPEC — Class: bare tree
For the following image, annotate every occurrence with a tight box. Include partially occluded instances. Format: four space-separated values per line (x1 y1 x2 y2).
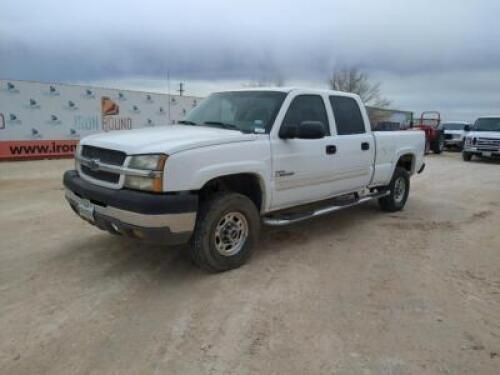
328 67 391 108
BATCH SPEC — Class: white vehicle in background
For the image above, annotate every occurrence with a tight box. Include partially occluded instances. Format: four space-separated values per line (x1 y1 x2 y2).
440 121 470 150
64 88 425 272
463 116 500 161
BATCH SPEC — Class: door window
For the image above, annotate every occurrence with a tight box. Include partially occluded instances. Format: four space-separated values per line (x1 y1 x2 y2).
282 95 330 135
329 96 366 135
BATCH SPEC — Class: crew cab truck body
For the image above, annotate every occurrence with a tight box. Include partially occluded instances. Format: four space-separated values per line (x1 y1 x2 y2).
463 116 500 161
64 88 425 271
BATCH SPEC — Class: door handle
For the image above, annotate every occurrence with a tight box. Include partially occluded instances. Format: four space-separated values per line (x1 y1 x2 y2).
326 145 337 154
361 142 370 151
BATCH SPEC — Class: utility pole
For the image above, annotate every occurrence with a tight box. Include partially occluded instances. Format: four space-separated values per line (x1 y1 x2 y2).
177 82 185 96
167 70 172 124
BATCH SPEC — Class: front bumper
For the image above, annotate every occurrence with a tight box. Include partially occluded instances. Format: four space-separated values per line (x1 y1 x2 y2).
444 139 463 146
463 147 500 158
63 170 197 244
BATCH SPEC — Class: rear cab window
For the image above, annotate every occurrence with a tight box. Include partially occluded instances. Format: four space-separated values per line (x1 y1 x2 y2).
329 96 366 135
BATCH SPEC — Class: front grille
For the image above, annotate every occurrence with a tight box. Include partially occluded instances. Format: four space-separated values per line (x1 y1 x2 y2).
477 138 500 151
82 145 126 166
445 134 453 140
81 165 120 183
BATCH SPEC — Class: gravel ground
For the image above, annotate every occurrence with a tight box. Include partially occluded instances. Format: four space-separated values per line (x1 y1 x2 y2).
1 152 499 375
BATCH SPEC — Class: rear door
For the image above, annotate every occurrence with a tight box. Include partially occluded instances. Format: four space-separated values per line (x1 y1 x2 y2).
328 95 375 191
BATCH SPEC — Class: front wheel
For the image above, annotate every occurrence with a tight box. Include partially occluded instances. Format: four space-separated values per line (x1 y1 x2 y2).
378 167 410 212
432 134 444 154
190 192 260 272
462 151 472 161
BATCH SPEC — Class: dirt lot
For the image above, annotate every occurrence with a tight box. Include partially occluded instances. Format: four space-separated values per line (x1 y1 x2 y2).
1 152 499 375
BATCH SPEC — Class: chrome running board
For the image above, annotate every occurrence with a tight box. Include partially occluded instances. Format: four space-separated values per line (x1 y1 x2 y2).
263 190 390 226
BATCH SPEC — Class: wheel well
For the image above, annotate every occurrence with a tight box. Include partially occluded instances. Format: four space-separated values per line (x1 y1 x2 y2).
198 174 263 212
397 154 414 173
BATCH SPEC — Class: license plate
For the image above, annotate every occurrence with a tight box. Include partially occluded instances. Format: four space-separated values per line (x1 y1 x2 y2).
482 151 492 157
78 199 95 222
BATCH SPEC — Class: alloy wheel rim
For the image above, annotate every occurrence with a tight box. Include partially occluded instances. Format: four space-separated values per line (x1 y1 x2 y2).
394 177 406 204
214 212 248 256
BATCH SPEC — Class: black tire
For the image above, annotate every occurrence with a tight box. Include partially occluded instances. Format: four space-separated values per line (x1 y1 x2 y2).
458 140 465 151
190 192 260 272
462 151 472 161
378 167 410 212
424 140 431 155
432 133 444 154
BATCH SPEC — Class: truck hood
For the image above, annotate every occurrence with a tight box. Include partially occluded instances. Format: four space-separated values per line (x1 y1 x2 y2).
467 131 500 139
80 125 257 155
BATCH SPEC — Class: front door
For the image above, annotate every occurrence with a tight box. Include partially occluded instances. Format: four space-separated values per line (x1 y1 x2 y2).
270 94 338 210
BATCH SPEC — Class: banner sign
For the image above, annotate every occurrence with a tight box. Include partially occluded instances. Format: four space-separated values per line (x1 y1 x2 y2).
0 79 201 160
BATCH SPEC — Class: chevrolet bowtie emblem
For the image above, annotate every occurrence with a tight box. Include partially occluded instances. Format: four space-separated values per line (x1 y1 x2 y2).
88 159 100 171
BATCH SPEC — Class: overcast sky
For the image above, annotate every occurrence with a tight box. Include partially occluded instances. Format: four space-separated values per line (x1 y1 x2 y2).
2 0 500 121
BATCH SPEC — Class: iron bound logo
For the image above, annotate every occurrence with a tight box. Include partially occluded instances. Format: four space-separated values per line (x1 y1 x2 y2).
44 85 60 96
145 94 154 103
145 118 155 127
64 100 78 111
46 114 62 125
67 128 81 139
1 82 20 94
7 113 22 125
130 105 141 114
29 128 42 139
82 89 95 99
101 96 132 132
0 113 4 129
102 97 119 116
117 92 127 101
157 106 166 115
25 98 41 109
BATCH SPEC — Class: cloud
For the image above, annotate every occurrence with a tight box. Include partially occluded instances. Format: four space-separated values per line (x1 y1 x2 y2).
2 0 500 120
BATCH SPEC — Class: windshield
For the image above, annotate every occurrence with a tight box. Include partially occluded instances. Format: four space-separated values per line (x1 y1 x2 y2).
474 118 500 132
183 91 287 133
441 123 467 131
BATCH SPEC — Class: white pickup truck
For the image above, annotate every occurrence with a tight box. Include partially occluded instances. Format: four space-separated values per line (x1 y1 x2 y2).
462 116 500 161
64 88 425 271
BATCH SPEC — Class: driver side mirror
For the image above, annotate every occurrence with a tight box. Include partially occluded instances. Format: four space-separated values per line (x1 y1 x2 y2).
464 125 471 132
279 121 326 139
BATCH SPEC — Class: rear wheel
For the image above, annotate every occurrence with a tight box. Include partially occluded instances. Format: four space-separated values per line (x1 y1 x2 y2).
432 134 444 154
190 192 260 272
378 167 410 212
462 151 472 161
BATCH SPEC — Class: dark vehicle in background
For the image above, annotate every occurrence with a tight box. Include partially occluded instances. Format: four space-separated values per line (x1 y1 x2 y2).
463 116 500 161
366 106 413 131
412 111 444 154
439 121 470 150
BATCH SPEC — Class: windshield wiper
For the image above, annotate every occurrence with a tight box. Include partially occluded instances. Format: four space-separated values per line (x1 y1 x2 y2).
177 120 198 125
203 121 239 131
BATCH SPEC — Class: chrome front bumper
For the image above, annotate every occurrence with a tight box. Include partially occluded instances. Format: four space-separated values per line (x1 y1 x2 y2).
65 189 196 233
63 170 198 244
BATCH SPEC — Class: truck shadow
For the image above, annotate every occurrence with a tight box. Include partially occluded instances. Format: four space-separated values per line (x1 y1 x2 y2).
55 202 383 280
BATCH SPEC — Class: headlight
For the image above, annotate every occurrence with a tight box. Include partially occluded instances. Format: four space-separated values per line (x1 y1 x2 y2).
74 143 82 169
124 154 167 192
128 154 166 170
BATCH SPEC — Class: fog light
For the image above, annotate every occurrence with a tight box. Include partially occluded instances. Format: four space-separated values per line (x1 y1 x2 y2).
132 229 145 239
